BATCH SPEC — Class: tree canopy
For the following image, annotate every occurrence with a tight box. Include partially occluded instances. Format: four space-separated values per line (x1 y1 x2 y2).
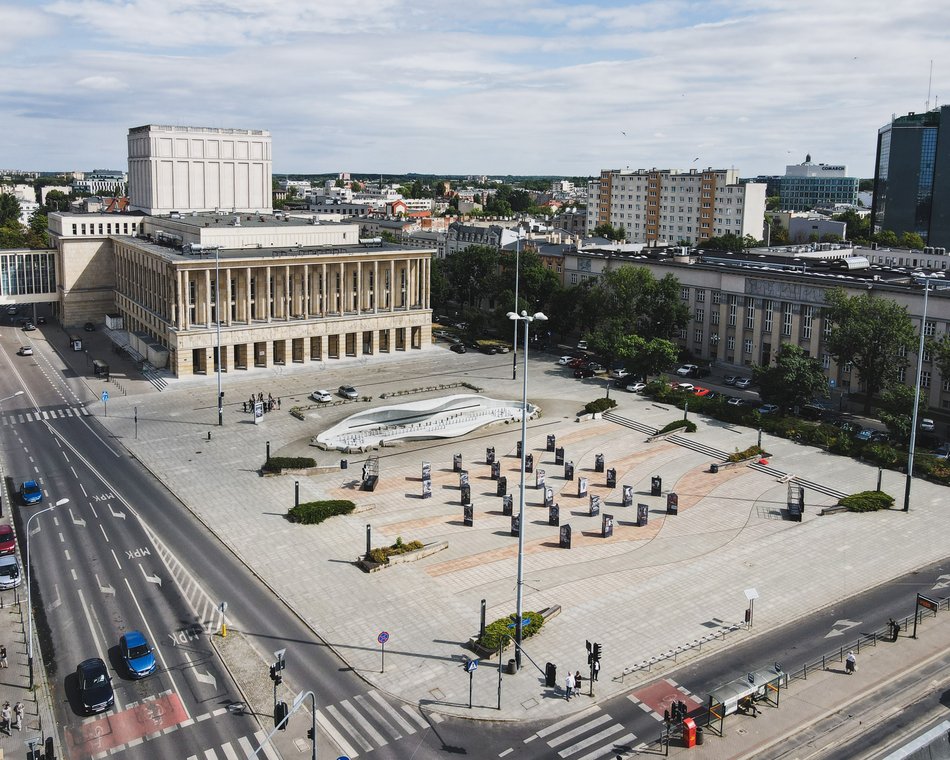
592 223 625 241
752 344 828 411
823 288 916 413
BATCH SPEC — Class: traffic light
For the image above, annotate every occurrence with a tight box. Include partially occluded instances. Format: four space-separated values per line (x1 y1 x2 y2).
586 639 593 664
269 664 282 684
307 727 315 740
274 700 288 730
592 642 601 662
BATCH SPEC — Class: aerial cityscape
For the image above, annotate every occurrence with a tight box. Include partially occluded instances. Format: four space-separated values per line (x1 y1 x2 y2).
1 2 950 760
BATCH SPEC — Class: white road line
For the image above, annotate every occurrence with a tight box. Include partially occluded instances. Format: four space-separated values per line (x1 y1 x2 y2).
326 704 374 753
76 588 122 712
400 704 429 730
557 724 627 758
41 411 49 420
111 549 122 569
532 705 602 740
253 731 281 760
70 568 77 581
122 576 191 721
89 502 97 518
574 732 637 760
355 693 400 740
64 550 70 561
547 714 612 747
340 697 387 746
80 483 87 497
368 690 416 734
499 749 514 757
70 466 78 478
99 524 109 542
316 709 360 759
221 743 241 760
203 749 217 759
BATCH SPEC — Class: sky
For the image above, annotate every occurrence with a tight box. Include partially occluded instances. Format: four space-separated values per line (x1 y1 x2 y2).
1 0 947 178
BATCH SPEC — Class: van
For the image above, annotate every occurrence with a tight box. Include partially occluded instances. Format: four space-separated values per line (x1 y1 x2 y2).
92 359 110 379
0 556 21 590
69 335 83 351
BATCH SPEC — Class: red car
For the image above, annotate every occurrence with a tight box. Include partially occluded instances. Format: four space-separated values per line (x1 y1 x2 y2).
568 357 586 368
693 386 710 397
0 525 15 556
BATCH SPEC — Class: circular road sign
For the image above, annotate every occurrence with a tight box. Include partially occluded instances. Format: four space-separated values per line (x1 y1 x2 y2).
377 631 390 645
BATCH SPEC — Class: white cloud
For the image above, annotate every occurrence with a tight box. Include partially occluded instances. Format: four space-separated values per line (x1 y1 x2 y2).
76 75 128 91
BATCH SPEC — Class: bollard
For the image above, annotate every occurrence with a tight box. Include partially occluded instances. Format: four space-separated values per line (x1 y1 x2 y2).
221 622 228 638
208 431 212 441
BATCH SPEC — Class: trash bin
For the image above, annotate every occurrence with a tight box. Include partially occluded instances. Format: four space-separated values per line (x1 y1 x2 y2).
507 659 517 675
710 463 719 473
545 662 557 687
696 726 705 746
341 459 348 469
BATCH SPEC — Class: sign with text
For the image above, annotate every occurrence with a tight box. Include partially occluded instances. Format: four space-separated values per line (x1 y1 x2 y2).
559 524 572 549
637 503 649 527
622 485 633 507
602 513 614 538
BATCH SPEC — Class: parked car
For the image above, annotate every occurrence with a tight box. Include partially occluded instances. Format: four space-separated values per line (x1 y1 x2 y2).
568 357 586 368
870 431 891 443
20 480 42 505
758 404 780 415
0 525 15 556
310 389 332 403
17 346 33 356
933 442 950 458
83 322 95 332
36 316 46 324
609 368 630 379
23 322 35 331
734 377 752 389
119 631 157 678
726 397 745 406
676 364 698 377
494 345 510 354
449 343 466 354
338 385 359 400
854 428 875 442
626 382 647 393
0 556 20 590
673 382 695 392
478 344 497 355
576 340 588 350
723 375 738 385
558 356 574 365
574 367 595 378
921 418 935 432
76 657 114 714
693 386 711 397
586 362 605 374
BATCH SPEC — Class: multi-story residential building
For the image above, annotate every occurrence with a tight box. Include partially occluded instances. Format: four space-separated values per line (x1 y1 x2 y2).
586 168 766 245
778 156 858 211
72 169 127 196
127 124 272 215
872 106 950 247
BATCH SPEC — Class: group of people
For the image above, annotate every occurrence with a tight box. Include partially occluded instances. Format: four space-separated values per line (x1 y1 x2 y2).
563 661 599 700
1 701 23 733
242 392 281 414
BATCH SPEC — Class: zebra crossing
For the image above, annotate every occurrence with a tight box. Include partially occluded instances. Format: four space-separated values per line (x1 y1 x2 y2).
316 689 434 758
518 704 640 760
0 405 89 426
185 731 281 760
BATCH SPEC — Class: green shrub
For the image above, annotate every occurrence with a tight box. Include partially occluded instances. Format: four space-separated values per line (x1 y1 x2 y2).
477 611 545 651
263 456 317 473
287 499 356 524
659 419 697 434
726 445 765 463
864 443 901 468
839 490 894 512
365 536 425 564
585 397 618 414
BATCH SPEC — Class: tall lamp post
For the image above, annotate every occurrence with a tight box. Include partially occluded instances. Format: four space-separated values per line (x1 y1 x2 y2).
27 497 69 688
507 309 547 670
904 276 947 512
511 227 523 380
215 246 223 426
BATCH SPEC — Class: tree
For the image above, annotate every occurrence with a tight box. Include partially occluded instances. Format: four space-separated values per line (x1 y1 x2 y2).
766 196 781 211
592 223 625 241
0 194 20 227
900 231 926 250
429 257 450 311
875 229 899 247
823 288 916 413
697 232 755 252
497 249 560 314
509 190 531 214
444 245 500 307
832 209 870 242
752 344 828 412
42 189 70 214
877 383 922 443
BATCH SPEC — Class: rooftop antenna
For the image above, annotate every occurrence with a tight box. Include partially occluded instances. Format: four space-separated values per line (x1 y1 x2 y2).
927 59 933 111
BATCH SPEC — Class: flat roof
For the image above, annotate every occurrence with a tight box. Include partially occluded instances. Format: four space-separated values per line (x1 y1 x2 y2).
149 211 346 231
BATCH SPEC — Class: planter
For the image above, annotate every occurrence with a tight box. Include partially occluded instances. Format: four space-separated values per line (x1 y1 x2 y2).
357 540 448 573
467 605 561 658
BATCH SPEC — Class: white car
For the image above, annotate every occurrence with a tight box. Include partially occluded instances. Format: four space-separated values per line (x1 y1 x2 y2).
558 356 574 365
310 389 332 403
921 418 935 432
676 364 698 377
626 382 647 393
17 346 33 356
576 340 588 350
610 368 630 379
735 377 752 389
673 382 694 392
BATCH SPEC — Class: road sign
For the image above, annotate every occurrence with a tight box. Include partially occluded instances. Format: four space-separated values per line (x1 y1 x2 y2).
377 631 389 645
101 391 109 402
465 659 479 673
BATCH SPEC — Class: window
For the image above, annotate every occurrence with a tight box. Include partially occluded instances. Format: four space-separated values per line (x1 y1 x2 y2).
712 291 722 304
711 309 720 325
695 308 704 322
728 301 737 327
743 339 753 354
802 305 813 339
822 353 830 369
898 366 906 383
694 329 703 343
921 370 931 389
924 349 932 362
727 336 736 350
71 224 77 235
681 287 690 300
764 302 773 332
745 301 755 329
897 344 907 358
925 320 936 337
783 303 793 337
943 377 950 392
570 274 578 284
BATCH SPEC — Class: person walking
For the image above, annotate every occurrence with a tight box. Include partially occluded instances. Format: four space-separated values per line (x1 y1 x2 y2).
565 671 574 701
845 650 856 674
13 701 23 730
0 644 7 668
593 659 600 681
1 701 11 734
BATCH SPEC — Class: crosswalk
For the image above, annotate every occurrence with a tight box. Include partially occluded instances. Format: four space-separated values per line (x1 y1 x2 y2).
519 705 639 760
1 405 89 425
316 689 434 758
186 731 281 760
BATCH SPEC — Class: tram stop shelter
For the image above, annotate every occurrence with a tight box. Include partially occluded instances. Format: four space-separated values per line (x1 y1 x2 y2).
705 664 787 736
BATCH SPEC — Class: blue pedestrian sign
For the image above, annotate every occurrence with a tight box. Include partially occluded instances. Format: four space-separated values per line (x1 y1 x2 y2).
101 391 109 402
465 658 479 673
377 631 390 645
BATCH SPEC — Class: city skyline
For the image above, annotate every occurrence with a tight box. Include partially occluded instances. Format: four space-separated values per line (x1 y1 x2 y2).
1 0 946 177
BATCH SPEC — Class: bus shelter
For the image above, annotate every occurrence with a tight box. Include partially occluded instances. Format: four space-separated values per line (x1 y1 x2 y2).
705 664 786 736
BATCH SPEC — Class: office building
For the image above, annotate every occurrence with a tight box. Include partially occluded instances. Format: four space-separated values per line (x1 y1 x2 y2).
779 156 858 211
872 106 950 247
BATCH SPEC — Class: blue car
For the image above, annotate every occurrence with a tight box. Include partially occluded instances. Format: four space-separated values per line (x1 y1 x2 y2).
20 480 42 505
119 630 156 678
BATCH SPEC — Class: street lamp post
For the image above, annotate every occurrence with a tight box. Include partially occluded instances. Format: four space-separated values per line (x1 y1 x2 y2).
511 227 523 380
26 498 69 688
215 246 223 426
507 309 547 670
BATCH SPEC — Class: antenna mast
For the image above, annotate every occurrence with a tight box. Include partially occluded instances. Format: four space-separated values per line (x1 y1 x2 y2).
927 59 933 111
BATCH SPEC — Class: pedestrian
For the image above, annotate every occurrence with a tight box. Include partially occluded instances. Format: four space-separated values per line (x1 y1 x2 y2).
565 671 574 701
13 701 22 730
1 701 10 734
845 650 856 674
593 659 600 681
0 644 7 668
258 391 263 403
242 401 247 413
574 670 582 691
889 617 900 642
277 397 281 409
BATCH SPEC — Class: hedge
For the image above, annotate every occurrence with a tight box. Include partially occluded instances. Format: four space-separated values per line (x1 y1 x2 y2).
726 445 765 463
658 419 696 435
476 611 545 651
838 491 894 512
585 398 618 415
263 456 317 473
287 500 356 524
366 536 424 564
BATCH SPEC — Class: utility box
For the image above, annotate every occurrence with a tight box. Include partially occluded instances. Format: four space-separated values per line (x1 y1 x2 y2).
682 717 697 748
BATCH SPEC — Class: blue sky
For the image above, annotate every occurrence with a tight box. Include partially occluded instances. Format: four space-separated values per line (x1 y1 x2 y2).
0 0 946 178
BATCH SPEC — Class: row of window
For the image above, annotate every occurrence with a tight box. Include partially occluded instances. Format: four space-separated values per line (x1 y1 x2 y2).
71 221 139 236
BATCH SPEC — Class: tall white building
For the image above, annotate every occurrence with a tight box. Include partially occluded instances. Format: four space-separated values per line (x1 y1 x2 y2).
128 125 272 215
586 168 766 245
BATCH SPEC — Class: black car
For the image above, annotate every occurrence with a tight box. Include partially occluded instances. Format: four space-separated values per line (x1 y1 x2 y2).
83 322 95 332
574 367 595 378
478 344 497 355
449 343 466 354
76 657 114 714
36 316 46 324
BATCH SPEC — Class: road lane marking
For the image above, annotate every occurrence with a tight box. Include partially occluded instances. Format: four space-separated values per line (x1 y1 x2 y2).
76 588 122 711
69 508 86 527
316 709 360 758
99 524 109 543
139 564 161 585
80 483 87 497
94 575 115 595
